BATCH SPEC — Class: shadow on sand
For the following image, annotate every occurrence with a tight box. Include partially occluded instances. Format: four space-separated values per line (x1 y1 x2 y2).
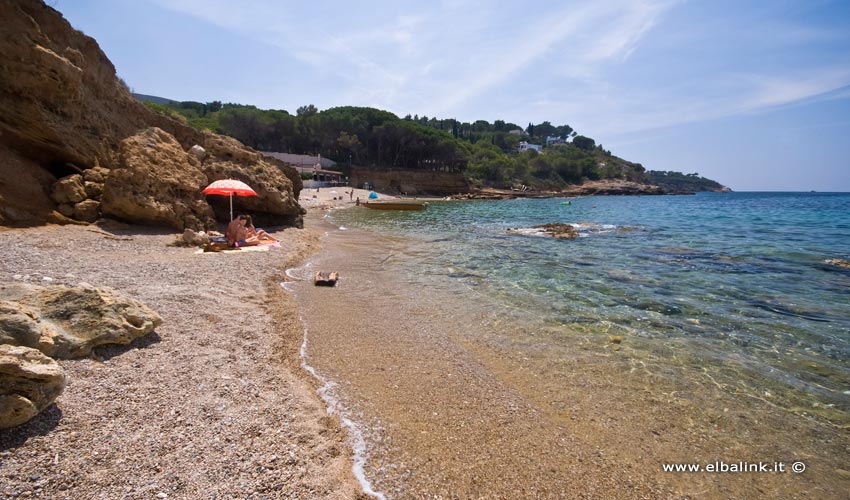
93 330 162 361
0 404 62 451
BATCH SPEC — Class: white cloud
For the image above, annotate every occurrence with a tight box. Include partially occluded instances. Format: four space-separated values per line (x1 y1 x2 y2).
740 69 850 111
139 0 850 140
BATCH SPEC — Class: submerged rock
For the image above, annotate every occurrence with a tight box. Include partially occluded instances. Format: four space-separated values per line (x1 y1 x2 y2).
825 258 850 269
0 283 162 359
508 223 580 239
0 344 66 428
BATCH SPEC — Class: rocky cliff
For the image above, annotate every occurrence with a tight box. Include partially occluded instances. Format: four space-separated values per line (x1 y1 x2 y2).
0 0 303 229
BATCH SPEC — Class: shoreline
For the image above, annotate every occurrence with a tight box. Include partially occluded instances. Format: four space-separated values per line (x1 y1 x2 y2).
290 204 850 498
2 196 848 498
0 222 366 499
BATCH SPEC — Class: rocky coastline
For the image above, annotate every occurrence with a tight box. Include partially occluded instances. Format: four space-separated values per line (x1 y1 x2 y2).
450 179 719 200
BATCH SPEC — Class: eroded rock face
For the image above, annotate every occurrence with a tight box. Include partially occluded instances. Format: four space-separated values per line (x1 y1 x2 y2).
0 344 66 429
0 1 303 228
0 0 156 226
102 128 216 230
0 283 162 359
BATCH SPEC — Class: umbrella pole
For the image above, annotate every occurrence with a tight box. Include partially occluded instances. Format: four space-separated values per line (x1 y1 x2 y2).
229 193 233 221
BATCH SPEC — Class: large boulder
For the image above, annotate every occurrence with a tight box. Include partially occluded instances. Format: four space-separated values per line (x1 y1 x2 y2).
201 133 304 227
0 283 162 359
73 199 100 222
0 344 66 429
49 174 86 204
101 127 216 230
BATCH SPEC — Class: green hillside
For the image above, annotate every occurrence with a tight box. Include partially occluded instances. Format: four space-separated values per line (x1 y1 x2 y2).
646 171 729 193
141 98 724 191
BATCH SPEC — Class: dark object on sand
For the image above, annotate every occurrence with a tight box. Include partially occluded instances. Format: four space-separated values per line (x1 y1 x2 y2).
203 237 233 252
314 271 339 286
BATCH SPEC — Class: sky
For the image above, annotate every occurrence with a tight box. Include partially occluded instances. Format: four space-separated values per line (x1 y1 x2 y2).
54 0 850 191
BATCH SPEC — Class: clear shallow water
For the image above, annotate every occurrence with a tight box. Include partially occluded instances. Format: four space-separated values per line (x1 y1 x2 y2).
329 192 850 420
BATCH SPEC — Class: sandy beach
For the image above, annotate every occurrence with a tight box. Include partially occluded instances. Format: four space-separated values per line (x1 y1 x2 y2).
298 187 394 210
0 222 367 499
297 187 442 211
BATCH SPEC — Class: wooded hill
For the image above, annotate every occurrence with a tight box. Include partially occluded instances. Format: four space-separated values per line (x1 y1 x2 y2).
646 171 728 193
139 97 719 191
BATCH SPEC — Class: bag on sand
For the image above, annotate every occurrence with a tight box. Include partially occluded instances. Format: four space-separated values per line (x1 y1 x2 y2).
203 237 235 252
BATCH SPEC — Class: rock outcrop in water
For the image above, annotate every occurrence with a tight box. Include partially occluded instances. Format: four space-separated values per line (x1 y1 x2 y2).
559 180 665 196
824 258 850 269
508 223 580 239
0 0 303 228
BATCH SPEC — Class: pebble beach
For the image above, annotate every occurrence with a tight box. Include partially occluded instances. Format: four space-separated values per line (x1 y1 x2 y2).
0 221 366 499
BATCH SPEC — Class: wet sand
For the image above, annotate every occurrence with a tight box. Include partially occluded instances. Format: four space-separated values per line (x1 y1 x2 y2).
290 211 850 499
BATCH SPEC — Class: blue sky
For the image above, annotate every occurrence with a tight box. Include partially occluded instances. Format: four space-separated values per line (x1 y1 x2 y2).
55 0 850 191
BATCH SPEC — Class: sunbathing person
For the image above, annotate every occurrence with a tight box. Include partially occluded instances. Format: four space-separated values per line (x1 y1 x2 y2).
244 216 278 242
225 215 261 247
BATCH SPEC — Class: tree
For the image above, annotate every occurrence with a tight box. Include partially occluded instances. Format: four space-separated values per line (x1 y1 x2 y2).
336 131 363 163
572 135 595 151
534 121 556 139
554 124 574 138
296 104 318 117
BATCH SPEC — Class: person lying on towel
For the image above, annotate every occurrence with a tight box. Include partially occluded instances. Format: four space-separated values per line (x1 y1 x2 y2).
244 216 278 242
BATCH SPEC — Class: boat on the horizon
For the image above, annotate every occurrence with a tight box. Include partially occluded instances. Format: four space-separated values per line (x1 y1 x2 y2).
360 201 427 211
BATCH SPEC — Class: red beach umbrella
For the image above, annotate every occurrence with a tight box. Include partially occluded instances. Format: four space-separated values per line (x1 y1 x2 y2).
202 179 258 221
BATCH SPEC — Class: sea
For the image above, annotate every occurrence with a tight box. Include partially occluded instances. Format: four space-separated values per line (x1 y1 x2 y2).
289 191 850 496
327 192 849 416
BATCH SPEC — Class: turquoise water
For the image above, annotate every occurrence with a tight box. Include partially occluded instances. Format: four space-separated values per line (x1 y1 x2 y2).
329 192 850 420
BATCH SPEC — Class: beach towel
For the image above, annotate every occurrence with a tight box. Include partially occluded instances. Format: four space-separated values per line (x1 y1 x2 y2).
195 245 272 255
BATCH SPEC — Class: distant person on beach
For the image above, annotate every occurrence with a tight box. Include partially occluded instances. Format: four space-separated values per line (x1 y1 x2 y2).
225 215 261 247
244 215 278 242
349 190 353 201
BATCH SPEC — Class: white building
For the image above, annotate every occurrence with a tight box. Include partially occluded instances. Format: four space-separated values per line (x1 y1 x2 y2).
518 141 542 152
